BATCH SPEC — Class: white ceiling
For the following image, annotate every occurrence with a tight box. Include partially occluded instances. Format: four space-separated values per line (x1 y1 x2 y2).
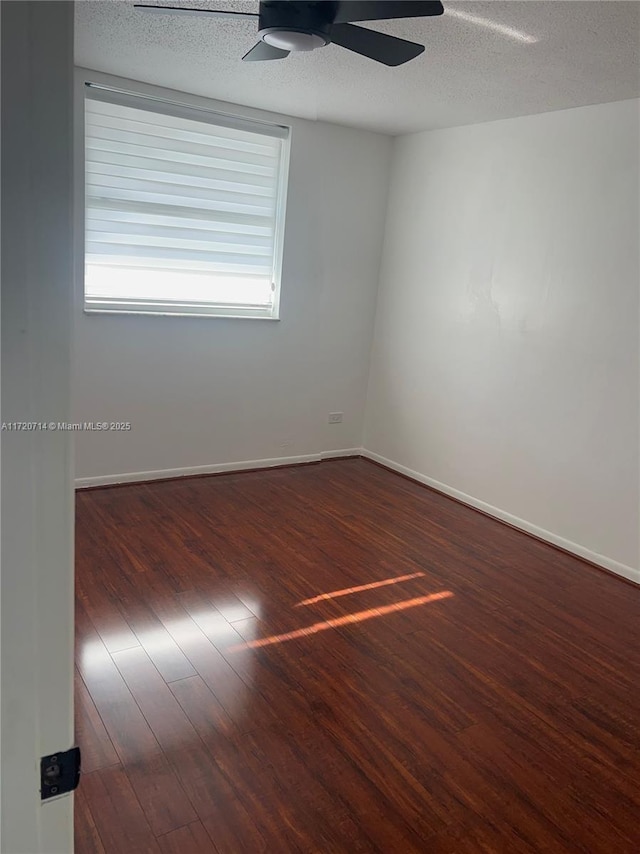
75 1 640 135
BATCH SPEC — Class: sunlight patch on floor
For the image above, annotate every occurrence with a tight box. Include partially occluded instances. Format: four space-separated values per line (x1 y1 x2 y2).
227 591 454 652
295 571 426 606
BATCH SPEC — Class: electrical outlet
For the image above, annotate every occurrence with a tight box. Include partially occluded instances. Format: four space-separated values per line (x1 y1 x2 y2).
328 412 343 424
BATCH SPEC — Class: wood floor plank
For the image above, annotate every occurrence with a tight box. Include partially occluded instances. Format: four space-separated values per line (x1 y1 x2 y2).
74 786 106 854
74 669 119 773
426 820 542 853
75 561 141 654
76 459 640 853
78 766 162 854
157 821 218 854
149 596 279 731
199 808 270 854
113 586 198 683
111 644 247 814
76 611 197 836
168 675 314 850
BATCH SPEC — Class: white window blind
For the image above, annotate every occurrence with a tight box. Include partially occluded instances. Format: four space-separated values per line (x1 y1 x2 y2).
84 86 290 318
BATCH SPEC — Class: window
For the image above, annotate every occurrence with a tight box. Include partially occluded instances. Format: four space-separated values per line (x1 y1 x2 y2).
84 85 290 318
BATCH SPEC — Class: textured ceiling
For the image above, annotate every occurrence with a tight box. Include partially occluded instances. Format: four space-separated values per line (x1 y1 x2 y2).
75 1 640 134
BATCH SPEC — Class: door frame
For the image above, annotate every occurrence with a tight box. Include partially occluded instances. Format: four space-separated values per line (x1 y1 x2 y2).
1 2 76 851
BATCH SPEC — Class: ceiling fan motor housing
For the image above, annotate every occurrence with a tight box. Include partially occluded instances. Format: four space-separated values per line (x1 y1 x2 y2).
259 0 338 50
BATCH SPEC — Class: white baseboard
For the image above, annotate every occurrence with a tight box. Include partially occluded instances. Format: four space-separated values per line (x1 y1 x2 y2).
361 449 640 586
74 448 362 489
320 448 362 460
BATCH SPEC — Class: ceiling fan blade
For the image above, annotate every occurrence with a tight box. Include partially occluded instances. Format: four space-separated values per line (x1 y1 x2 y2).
134 4 259 20
333 1 444 24
242 41 290 61
330 23 424 66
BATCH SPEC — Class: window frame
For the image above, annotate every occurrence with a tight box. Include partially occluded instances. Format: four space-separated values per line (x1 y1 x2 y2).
80 76 291 321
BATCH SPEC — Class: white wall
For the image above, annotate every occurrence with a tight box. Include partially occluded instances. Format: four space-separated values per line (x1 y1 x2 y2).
1 2 75 851
73 70 391 484
364 99 640 581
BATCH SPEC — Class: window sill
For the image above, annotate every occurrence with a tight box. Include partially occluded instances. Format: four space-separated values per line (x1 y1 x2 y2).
83 308 280 321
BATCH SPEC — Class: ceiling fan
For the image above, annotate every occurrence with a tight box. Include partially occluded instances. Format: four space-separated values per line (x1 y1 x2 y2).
134 1 445 66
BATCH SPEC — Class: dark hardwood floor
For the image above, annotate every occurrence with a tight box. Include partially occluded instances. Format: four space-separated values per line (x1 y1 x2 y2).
75 458 640 853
